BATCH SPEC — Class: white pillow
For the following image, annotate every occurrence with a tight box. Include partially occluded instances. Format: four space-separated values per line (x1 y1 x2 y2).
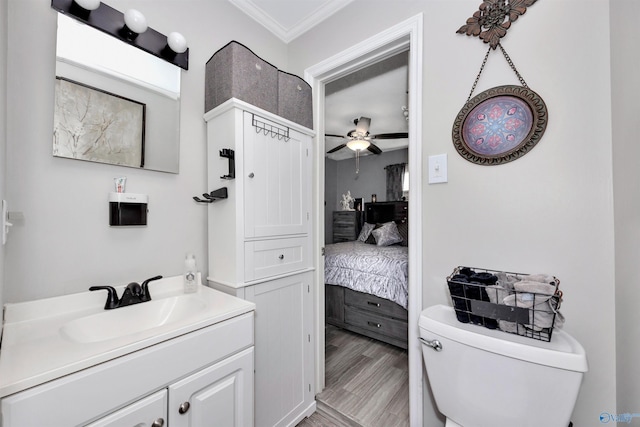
372 222 403 246
357 222 375 242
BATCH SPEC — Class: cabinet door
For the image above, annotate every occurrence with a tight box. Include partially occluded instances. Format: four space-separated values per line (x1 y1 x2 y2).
243 111 310 239
168 347 254 427
245 272 315 427
85 390 167 427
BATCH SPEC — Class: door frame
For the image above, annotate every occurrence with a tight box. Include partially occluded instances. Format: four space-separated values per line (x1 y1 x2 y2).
304 13 424 426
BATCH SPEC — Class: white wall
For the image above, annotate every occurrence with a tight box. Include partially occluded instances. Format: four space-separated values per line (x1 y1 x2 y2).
288 1 616 426
4 0 288 302
610 0 640 417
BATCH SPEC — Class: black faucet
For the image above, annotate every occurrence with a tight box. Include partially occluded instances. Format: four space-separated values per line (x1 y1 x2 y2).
90 275 163 310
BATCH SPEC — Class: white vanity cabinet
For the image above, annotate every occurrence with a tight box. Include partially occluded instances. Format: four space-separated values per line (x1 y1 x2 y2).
1 311 255 427
205 99 316 427
86 390 168 427
169 347 254 427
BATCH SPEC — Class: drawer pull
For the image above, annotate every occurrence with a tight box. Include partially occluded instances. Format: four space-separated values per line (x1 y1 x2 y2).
152 418 165 427
248 172 255 178
178 401 190 414
367 301 381 307
368 321 382 328
278 254 284 260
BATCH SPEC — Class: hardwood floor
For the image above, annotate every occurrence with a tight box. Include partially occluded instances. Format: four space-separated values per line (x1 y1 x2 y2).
297 325 409 427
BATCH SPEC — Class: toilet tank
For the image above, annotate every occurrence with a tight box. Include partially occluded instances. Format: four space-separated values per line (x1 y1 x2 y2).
419 305 588 427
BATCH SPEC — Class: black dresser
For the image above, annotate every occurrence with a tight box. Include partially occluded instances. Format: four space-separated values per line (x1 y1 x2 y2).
332 211 363 242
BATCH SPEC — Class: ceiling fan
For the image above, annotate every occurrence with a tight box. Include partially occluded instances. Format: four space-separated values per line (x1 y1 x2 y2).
325 117 408 155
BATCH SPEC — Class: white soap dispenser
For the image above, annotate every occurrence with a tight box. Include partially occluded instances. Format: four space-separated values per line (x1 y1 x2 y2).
183 253 198 294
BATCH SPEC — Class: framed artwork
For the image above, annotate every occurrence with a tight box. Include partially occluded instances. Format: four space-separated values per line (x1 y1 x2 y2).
53 77 146 168
452 85 547 165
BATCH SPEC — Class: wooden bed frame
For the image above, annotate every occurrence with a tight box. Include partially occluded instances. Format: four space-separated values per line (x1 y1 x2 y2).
324 201 409 349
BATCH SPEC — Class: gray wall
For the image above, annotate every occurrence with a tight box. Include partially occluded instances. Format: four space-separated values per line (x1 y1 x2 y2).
4 0 288 302
0 0 7 321
324 158 337 244
288 1 616 426
611 0 640 417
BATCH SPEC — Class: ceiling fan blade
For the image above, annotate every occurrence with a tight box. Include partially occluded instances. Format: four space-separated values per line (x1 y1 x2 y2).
367 143 382 155
355 117 371 134
370 132 409 139
327 143 347 154
325 133 346 138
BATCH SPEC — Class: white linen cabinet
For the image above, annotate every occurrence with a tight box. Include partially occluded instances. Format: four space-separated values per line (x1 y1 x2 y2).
204 98 316 427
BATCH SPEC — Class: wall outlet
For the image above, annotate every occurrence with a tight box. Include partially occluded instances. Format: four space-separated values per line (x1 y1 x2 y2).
428 154 448 184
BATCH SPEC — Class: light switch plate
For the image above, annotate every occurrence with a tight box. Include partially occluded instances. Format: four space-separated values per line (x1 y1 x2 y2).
2 200 12 245
428 154 448 184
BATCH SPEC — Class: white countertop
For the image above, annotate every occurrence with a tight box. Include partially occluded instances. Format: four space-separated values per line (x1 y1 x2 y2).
0 275 255 398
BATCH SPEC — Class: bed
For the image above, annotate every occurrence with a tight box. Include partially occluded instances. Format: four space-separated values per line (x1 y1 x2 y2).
325 201 409 349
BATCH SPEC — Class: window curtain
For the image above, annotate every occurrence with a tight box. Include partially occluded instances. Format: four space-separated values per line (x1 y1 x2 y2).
385 163 407 201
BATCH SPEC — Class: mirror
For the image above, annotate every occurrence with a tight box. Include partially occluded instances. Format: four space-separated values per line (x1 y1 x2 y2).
53 14 181 173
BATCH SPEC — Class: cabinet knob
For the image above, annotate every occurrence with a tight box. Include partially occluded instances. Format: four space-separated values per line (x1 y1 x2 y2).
178 401 191 414
248 172 255 178
151 418 165 427
278 254 284 260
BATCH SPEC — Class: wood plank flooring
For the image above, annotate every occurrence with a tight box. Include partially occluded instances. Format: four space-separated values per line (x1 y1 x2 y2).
297 325 409 427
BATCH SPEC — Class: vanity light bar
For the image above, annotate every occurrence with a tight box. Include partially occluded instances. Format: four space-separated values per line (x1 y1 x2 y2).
51 0 189 70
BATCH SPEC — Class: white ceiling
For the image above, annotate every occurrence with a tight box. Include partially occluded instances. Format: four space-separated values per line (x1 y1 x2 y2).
229 0 410 161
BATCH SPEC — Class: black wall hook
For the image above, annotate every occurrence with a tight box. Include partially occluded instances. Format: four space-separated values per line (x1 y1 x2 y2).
193 187 228 203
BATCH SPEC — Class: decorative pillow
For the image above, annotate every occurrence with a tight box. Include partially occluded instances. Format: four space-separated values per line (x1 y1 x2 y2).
396 221 409 246
365 223 382 244
372 222 403 246
357 222 375 242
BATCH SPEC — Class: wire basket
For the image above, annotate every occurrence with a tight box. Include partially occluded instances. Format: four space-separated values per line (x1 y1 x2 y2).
447 266 562 342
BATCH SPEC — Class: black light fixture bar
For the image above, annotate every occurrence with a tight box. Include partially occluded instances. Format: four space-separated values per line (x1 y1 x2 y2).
51 0 189 70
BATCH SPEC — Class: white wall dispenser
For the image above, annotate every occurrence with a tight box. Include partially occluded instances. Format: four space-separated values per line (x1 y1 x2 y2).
109 193 148 226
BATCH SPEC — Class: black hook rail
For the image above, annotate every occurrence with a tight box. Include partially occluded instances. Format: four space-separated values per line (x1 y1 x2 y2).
193 187 228 203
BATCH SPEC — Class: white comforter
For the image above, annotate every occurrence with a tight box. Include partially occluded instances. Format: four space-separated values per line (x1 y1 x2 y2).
324 241 408 309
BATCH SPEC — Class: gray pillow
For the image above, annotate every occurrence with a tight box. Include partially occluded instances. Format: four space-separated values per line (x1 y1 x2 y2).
357 222 375 242
372 222 403 246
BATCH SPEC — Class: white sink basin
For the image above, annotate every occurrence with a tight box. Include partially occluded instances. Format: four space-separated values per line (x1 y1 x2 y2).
60 294 207 343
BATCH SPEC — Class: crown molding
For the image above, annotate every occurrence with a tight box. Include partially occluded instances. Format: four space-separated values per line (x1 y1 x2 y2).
229 0 353 43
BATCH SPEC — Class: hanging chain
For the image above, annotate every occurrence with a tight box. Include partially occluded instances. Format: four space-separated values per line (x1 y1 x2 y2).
497 43 528 88
466 46 492 103
466 43 528 103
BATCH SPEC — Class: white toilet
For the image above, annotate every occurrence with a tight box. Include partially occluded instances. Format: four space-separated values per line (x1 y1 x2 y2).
419 304 588 427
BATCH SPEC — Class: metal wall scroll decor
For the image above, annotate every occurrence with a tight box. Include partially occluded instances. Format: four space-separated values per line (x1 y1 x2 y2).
453 0 546 166
457 0 538 50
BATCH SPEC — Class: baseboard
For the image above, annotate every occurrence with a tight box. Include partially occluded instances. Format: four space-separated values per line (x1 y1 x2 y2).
316 400 363 427
286 401 317 427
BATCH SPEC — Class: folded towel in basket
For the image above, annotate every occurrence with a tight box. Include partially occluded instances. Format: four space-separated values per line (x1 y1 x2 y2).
525 274 556 285
514 281 557 296
501 291 564 332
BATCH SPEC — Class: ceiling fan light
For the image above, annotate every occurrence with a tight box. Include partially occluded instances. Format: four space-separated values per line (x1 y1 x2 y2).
346 139 370 151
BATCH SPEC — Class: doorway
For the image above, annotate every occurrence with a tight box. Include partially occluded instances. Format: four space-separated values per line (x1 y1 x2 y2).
305 13 424 426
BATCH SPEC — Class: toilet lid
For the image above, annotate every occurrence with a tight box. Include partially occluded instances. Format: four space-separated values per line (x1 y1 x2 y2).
419 305 588 372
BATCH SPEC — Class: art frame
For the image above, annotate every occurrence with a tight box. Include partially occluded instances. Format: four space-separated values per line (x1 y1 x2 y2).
452 85 547 165
53 76 146 168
